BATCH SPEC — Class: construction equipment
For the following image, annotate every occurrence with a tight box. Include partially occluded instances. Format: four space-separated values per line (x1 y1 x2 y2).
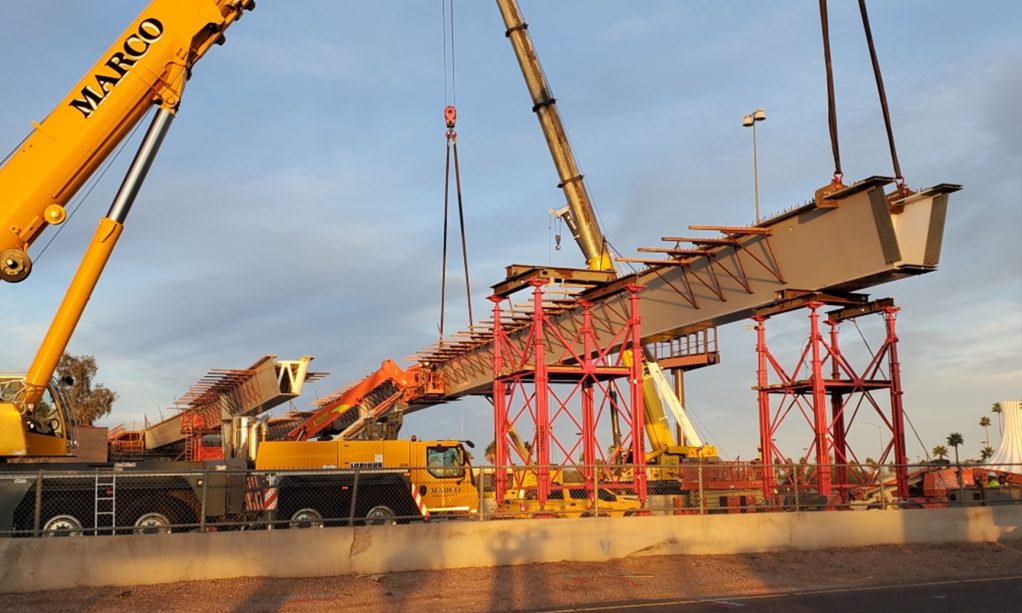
496 0 717 481
257 438 479 521
0 0 254 458
0 354 476 535
1 0 255 284
107 355 322 461
286 359 422 443
496 0 613 274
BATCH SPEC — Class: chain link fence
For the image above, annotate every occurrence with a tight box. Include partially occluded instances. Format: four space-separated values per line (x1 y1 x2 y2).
1 462 1018 536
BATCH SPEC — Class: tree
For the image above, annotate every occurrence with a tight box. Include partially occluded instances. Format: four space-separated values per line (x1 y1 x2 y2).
932 445 949 461
946 432 964 464
979 415 992 447
980 446 995 462
947 432 965 491
992 402 1003 436
56 353 117 425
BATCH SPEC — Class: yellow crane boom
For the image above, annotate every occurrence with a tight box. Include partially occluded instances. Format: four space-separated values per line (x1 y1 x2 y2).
495 0 711 462
0 0 254 283
496 0 614 273
1 0 253 458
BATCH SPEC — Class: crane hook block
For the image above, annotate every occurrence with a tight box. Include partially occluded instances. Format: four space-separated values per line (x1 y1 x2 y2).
444 105 457 129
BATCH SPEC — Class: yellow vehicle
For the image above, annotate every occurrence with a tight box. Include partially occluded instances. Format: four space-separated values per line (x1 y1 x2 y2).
256 439 480 521
497 486 642 519
0 0 254 458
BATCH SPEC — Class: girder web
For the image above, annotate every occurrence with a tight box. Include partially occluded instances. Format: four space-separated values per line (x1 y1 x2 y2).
492 280 647 508
754 300 908 504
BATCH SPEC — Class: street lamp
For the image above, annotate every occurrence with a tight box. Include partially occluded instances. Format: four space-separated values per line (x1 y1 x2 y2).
742 107 766 224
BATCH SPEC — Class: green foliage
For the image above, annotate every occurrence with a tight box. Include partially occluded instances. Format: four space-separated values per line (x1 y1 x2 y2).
931 445 948 460
56 353 117 426
946 432 964 465
980 415 992 446
992 402 1004 436
980 446 995 462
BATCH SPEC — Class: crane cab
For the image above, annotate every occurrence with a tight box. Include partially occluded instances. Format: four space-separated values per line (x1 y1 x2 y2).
0 376 77 458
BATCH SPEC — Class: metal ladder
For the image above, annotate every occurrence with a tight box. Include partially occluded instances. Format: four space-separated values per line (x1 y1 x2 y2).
94 472 116 534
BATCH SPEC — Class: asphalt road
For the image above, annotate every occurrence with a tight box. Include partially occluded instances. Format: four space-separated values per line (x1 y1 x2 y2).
5 543 1021 612
527 575 1022 613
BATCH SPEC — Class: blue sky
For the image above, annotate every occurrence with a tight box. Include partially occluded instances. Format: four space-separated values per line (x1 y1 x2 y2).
1 1 1019 462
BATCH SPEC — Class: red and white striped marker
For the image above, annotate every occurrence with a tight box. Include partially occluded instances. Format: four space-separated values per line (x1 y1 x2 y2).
412 484 430 521
244 475 263 510
263 486 278 512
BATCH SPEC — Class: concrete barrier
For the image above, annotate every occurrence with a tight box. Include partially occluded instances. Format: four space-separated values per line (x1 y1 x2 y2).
2 506 1020 593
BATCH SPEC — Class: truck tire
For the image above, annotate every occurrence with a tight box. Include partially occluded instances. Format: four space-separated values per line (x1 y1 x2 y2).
364 505 396 526
124 496 195 534
41 512 85 537
132 512 173 535
288 507 324 529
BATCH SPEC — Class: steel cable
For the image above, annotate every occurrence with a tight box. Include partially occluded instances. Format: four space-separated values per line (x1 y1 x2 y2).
858 0 907 190
818 0 843 181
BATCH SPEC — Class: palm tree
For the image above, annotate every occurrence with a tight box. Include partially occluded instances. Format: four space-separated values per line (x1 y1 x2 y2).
979 416 992 447
932 445 949 461
947 432 965 490
992 402 1003 436
947 433 964 465
980 446 995 462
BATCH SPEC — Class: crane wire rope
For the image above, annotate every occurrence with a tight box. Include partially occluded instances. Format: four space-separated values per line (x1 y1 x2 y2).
818 0 843 185
681 397 728 460
850 315 930 461
33 110 149 264
818 2 923 456
857 0 909 194
820 1 911 195
0 133 31 167
438 0 473 344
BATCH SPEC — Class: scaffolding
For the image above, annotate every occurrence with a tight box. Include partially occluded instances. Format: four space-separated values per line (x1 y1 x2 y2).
491 279 647 508
754 295 908 503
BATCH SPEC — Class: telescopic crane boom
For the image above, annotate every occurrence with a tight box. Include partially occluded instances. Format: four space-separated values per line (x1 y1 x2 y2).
496 0 614 273
496 0 715 465
1 0 254 458
0 0 254 283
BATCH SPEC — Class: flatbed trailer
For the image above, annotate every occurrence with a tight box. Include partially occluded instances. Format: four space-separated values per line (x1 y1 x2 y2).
0 461 434 536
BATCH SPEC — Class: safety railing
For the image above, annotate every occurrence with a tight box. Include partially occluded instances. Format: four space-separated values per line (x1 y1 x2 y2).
0 462 1017 537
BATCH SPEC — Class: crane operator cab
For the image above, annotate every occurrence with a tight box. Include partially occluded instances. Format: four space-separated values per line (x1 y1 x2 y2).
0 376 77 458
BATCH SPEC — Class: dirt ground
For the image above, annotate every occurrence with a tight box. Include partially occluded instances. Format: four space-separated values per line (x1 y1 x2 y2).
4 542 1022 612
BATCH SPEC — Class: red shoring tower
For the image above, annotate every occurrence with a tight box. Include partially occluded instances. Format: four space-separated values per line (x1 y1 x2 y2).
754 297 908 504
491 280 647 509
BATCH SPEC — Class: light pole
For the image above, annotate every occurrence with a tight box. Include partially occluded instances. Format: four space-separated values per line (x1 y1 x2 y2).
742 107 766 224
863 421 885 508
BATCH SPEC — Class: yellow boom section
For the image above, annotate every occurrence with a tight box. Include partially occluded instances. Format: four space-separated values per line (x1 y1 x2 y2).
0 0 253 282
496 0 614 273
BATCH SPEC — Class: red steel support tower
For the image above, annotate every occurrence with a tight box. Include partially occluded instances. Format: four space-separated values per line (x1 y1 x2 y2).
754 297 908 504
491 280 646 508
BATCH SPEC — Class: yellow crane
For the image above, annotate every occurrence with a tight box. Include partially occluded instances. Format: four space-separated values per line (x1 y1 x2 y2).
496 0 715 474
1 0 254 458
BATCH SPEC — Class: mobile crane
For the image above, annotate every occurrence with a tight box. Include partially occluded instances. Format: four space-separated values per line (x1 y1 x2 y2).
0 0 255 459
0 0 254 284
0 2 478 533
495 0 716 480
